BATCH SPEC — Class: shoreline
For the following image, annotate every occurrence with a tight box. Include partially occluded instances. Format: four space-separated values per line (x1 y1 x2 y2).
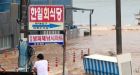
78 25 140 31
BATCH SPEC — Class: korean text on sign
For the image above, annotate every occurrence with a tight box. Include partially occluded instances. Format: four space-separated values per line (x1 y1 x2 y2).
29 5 64 22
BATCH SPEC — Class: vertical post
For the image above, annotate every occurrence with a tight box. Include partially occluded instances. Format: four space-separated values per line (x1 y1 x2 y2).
20 0 22 21
89 10 93 36
63 6 66 75
18 0 22 67
89 11 92 36
116 0 122 54
25 0 29 38
62 30 66 75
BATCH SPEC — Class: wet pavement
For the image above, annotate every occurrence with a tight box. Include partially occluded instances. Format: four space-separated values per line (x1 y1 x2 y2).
1 30 140 75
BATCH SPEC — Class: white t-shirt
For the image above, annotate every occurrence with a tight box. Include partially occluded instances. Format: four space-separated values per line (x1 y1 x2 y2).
34 60 48 75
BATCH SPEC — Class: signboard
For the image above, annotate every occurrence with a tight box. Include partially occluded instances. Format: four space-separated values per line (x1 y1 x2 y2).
28 5 64 30
28 34 64 45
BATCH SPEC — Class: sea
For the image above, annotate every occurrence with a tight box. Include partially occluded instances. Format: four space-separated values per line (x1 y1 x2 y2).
67 30 140 75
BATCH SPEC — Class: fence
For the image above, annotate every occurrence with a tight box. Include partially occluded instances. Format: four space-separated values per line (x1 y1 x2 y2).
83 53 132 75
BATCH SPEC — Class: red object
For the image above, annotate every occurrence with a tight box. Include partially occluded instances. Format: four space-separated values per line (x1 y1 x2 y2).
73 51 75 63
20 29 27 33
4 50 7 58
55 57 58 67
48 61 50 71
14 48 16 54
29 5 64 22
81 50 83 59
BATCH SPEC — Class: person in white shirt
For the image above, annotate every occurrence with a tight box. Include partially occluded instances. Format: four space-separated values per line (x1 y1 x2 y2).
33 53 48 75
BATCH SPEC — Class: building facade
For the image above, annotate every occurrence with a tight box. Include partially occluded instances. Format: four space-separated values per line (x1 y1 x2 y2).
0 0 74 51
0 0 19 51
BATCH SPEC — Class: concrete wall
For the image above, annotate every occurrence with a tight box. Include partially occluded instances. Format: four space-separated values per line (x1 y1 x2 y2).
66 29 79 40
0 3 19 48
10 3 19 47
0 12 10 37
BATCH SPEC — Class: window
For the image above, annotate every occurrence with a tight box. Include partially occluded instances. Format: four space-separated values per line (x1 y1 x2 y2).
0 35 12 50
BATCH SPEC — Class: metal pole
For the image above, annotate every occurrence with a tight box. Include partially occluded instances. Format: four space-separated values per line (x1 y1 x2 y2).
116 0 122 54
62 30 66 75
62 7 67 75
18 0 22 67
89 11 92 36
20 0 22 21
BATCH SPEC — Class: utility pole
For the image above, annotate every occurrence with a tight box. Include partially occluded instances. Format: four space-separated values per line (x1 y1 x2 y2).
18 0 22 67
62 30 66 75
62 7 67 75
116 0 122 54
89 10 93 36
20 0 22 21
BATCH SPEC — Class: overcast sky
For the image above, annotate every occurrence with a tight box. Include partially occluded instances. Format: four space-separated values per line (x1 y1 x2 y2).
73 0 140 25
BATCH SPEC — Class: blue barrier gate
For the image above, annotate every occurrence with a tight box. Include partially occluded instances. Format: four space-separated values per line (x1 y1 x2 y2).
83 54 119 75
